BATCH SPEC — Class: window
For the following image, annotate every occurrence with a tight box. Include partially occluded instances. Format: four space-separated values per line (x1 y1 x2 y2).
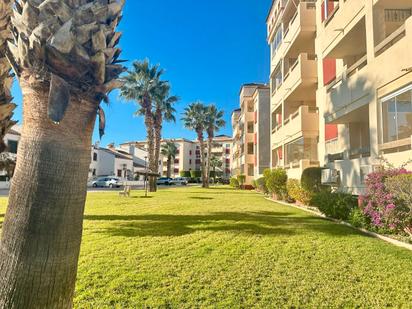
93 152 98 161
247 142 254 155
117 170 122 177
189 150 192 155
174 159 179 164
381 85 412 144
285 138 318 165
92 169 96 176
189 159 192 164
247 122 254 133
270 26 282 57
7 140 18 154
271 62 283 93
247 164 254 177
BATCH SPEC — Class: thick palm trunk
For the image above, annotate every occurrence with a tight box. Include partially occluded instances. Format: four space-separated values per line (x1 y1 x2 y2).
145 113 157 192
0 79 97 308
198 136 208 188
153 113 162 192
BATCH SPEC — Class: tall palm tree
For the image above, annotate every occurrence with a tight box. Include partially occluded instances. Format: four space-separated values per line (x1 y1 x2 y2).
182 102 208 187
0 0 17 153
205 105 225 186
154 84 179 189
0 1 125 307
120 59 166 192
161 141 178 178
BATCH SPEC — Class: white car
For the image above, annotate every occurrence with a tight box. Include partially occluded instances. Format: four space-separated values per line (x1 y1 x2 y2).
170 177 188 186
92 177 122 188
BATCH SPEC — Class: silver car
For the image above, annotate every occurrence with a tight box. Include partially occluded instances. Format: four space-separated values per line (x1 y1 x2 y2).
170 177 188 186
92 177 122 188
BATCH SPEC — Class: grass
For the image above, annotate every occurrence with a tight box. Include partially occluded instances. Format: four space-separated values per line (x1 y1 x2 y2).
1 186 412 308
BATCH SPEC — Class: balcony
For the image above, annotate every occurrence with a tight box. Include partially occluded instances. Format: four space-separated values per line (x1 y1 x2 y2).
272 105 319 146
271 53 317 109
271 1 316 70
319 0 366 56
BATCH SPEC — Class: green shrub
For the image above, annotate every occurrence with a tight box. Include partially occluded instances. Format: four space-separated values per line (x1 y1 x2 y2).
190 170 202 178
256 177 268 194
287 179 312 205
312 191 357 220
230 177 240 188
266 168 288 199
237 175 246 188
348 208 369 229
301 167 325 193
252 180 257 189
180 171 191 178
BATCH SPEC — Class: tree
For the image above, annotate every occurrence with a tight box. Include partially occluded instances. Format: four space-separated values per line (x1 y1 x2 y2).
182 102 208 187
205 105 225 186
161 141 178 178
0 1 125 307
120 59 166 192
0 0 17 153
154 84 179 186
209 156 223 183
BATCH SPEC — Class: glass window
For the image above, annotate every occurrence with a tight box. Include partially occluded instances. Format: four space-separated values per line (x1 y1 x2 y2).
7 140 18 154
285 138 318 165
247 122 254 133
381 86 412 143
247 143 254 155
93 152 98 161
271 26 283 57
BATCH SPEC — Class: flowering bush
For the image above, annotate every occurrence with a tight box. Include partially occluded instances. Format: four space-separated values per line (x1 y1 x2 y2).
359 168 411 235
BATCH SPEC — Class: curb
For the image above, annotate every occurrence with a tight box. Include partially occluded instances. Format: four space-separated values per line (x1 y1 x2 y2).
262 196 412 252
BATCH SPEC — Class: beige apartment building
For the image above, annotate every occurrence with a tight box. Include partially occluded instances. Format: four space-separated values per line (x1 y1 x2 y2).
231 84 271 185
316 0 412 194
266 0 412 194
121 136 232 179
267 0 320 180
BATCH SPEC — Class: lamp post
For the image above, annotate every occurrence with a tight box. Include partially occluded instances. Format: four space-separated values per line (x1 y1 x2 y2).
144 156 148 197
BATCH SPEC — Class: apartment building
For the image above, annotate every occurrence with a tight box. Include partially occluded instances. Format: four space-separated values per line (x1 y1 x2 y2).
316 0 412 194
231 84 271 185
267 0 320 180
121 136 233 179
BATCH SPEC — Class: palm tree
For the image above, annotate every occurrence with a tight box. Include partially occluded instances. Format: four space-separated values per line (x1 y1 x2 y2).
120 60 166 192
209 156 223 183
161 141 178 178
154 84 179 188
182 102 208 187
0 2 125 307
205 105 225 186
0 0 17 153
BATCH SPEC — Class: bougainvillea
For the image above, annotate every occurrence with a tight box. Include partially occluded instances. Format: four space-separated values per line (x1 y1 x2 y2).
360 168 411 234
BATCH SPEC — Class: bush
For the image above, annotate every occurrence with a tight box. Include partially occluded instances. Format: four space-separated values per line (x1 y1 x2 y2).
230 177 239 188
348 208 369 229
384 174 412 236
252 180 257 189
180 171 191 178
301 167 325 193
237 175 246 188
256 177 268 194
312 191 357 221
190 170 202 179
266 168 288 200
359 168 411 234
287 179 312 205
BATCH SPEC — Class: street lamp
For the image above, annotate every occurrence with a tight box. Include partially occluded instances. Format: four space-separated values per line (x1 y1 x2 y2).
144 156 148 197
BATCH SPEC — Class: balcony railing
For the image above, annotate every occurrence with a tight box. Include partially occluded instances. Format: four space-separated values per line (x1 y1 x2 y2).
375 23 406 57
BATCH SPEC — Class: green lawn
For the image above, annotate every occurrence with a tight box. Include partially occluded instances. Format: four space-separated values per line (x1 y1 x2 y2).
1 186 412 308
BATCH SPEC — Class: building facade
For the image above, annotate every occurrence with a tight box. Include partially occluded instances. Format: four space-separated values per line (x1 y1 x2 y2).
265 0 412 194
121 136 233 179
231 84 271 185
267 0 320 180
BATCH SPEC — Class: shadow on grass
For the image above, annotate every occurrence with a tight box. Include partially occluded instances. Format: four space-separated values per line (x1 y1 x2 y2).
189 197 214 200
84 211 364 238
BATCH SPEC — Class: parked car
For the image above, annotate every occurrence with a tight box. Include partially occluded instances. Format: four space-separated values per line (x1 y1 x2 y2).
170 177 188 186
92 177 122 188
156 177 173 185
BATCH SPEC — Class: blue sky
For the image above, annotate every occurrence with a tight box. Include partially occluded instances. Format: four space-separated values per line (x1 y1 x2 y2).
11 0 272 144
